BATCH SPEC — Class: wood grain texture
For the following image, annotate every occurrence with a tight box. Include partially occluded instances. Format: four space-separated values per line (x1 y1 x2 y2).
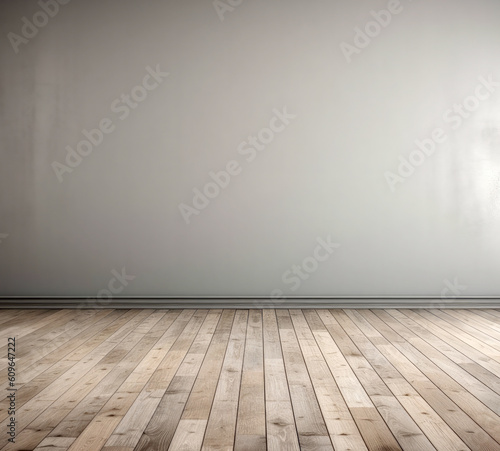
234 310 266 451
0 308 499 451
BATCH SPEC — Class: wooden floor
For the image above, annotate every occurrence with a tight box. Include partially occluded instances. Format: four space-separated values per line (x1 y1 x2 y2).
1 309 500 450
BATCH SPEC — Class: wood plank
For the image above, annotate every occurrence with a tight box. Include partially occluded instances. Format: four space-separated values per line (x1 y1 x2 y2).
263 309 300 451
308 309 434 451
0 310 153 449
293 309 369 451
429 309 500 351
369 309 500 445
2 308 500 451
477 309 500 319
65 310 197 451
347 309 500 451
294 309 400 451
201 309 248 451
385 309 500 397
471 309 500 322
0 309 54 338
330 309 470 451
2 309 78 359
402 309 500 378
12 311 168 451
168 420 207 451
375 309 500 415
47 310 180 442
167 310 235 451
35 437 76 451
0 310 76 358
0 309 132 424
445 310 500 337
419 310 500 362
277 310 333 451
0 309 115 391
133 310 221 451
103 310 211 450
0 309 49 328
0 310 68 368
234 309 266 451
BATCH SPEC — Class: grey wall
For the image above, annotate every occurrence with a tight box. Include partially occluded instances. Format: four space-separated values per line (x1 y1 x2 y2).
1 0 500 298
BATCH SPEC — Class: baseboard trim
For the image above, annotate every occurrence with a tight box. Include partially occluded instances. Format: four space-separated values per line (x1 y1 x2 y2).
0 297 499 309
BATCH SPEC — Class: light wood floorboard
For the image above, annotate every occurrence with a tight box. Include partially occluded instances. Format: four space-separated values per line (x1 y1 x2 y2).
0 308 499 450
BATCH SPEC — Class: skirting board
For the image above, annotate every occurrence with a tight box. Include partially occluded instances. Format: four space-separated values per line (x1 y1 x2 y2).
0 297 500 309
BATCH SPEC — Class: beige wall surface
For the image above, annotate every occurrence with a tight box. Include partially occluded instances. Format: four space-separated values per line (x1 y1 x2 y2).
1 0 500 297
